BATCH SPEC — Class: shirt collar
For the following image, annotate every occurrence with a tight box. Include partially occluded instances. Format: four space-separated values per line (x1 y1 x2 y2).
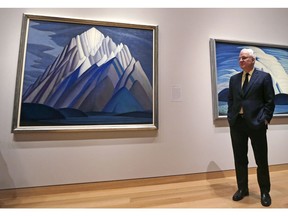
243 68 254 76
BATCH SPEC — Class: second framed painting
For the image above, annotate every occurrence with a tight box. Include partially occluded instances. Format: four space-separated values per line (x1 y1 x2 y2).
210 38 288 120
12 14 158 132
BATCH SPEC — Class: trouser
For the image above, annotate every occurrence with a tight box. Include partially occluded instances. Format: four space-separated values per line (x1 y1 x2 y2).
230 115 271 194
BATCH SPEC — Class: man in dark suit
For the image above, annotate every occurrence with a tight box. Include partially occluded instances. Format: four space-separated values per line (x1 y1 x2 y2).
227 48 275 207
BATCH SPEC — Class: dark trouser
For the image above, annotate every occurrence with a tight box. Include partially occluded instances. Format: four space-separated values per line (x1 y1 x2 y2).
230 115 270 194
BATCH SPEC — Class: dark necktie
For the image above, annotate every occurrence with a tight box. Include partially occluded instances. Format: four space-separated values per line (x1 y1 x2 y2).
242 73 249 93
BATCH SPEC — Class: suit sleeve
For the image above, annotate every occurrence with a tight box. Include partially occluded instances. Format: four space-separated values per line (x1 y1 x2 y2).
263 73 275 123
227 76 235 123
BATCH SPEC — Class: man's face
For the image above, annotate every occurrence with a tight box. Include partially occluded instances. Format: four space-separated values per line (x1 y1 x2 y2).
239 51 255 71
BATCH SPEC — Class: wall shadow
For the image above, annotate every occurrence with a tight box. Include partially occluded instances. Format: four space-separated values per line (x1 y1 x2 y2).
0 151 15 189
206 161 235 199
0 151 17 207
13 129 158 142
214 116 288 127
12 129 158 149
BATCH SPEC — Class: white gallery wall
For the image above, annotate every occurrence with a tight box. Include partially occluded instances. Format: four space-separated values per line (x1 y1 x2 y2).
0 8 288 189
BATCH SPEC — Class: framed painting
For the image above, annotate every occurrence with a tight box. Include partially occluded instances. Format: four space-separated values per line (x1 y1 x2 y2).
12 14 158 132
210 38 288 120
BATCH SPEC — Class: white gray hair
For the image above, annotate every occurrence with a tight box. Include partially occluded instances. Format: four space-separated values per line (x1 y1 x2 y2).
240 48 256 59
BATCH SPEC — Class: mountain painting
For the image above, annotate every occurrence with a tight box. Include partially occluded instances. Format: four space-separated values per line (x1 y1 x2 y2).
13 14 158 132
210 39 288 119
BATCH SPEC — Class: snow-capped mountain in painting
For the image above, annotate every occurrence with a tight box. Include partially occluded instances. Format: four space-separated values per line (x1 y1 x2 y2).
22 27 153 115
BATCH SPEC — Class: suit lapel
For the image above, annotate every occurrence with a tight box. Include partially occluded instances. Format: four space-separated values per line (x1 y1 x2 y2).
237 72 243 93
243 70 260 96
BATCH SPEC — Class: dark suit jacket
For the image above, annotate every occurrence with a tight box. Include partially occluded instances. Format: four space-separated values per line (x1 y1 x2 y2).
227 69 275 129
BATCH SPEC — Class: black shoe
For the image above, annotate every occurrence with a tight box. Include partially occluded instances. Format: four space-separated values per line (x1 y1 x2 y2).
232 189 249 201
261 193 271 207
